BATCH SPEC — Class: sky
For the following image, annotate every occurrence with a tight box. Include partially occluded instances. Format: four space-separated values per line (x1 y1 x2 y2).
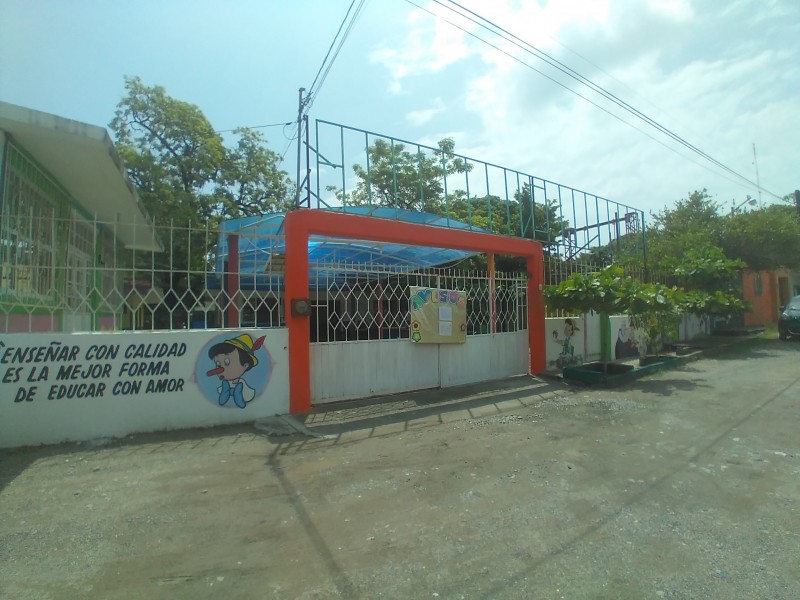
2 0 799 219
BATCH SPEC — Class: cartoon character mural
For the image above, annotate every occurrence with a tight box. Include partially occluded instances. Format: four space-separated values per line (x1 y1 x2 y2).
204 333 267 408
615 317 645 359
549 318 583 369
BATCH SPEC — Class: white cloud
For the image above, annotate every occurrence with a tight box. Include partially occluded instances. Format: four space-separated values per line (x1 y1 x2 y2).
406 98 446 126
369 1 476 94
370 0 799 215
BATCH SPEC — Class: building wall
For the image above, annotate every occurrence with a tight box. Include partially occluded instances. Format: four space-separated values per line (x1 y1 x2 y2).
742 269 786 326
0 328 290 448
0 139 125 333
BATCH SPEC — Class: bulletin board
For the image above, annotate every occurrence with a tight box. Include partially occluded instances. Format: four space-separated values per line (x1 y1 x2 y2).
409 286 468 344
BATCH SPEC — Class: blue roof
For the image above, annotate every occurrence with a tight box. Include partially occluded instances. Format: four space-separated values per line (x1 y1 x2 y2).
214 207 485 289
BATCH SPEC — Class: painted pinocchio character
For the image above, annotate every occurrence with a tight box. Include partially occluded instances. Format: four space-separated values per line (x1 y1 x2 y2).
206 334 265 408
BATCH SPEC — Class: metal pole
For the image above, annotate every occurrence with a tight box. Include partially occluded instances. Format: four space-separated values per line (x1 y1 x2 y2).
304 114 311 207
295 88 305 209
752 143 762 208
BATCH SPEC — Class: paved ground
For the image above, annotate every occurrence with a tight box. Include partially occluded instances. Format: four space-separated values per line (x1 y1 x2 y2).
1 336 799 599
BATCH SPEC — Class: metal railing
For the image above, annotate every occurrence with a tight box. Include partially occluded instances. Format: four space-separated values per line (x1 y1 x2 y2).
2 213 531 337
302 119 647 263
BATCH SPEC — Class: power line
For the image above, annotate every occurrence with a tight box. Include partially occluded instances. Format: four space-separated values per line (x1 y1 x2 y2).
308 0 358 98
401 0 756 192
305 0 369 111
418 0 784 202
215 121 292 134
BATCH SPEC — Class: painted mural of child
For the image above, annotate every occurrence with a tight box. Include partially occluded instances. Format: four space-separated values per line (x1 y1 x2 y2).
560 318 579 356
549 317 583 370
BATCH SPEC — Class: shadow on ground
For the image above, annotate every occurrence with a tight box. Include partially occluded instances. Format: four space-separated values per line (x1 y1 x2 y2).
299 375 565 437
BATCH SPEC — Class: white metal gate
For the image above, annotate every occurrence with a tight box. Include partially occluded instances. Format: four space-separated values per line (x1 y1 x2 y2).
308 264 529 404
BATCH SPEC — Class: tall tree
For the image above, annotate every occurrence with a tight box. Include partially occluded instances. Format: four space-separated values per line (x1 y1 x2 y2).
110 76 292 327
111 76 292 224
720 204 800 271
332 137 471 213
214 127 293 218
646 189 724 274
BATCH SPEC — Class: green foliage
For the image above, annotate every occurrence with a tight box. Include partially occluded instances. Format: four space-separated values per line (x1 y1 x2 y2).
681 289 751 316
644 189 800 275
332 139 567 253
543 266 629 316
336 137 469 213
110 76 291 224
673 246 744 293
719 204 800 271
214 127 293 218
109 77 293 326
624 281 682 354
545 265 751 355
646 189 723 274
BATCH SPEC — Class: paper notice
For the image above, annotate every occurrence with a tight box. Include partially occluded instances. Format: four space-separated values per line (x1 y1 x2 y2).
439 306 452 321
438 320 453 337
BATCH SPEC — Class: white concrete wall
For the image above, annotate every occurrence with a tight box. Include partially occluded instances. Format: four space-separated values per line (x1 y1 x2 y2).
439 331 528 387
311 330 529 403
544 312 710 371
679 313 710 341
609 315 647 360
544 313 603 369
0 329 289 448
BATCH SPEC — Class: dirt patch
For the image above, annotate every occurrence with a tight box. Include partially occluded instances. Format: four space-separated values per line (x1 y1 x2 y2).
2 341 799 599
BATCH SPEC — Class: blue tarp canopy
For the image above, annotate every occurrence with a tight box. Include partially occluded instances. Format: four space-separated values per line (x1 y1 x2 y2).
214 207 486 290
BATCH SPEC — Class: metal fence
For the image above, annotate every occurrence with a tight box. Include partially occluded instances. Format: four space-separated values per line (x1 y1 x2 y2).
301 119 647 263
1 213 532 337
308 262 528 343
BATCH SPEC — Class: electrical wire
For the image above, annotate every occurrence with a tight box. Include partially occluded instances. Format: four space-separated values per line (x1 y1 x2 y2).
308 0 358 97
414 0 784 201
401 0 757 193
306 0 369 112
215 121 292 134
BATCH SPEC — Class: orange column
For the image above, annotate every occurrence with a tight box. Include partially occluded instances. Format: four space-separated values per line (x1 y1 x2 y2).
284 215 312 414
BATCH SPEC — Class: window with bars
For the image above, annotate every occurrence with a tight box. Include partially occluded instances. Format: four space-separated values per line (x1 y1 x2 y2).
0 143 67 299
65 213 95 310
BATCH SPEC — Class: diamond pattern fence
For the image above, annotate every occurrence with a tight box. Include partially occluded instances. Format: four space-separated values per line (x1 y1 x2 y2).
2 214 533 337
308 261 528 343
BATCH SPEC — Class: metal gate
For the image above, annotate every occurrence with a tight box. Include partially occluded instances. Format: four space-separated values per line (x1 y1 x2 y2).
307 263 529 404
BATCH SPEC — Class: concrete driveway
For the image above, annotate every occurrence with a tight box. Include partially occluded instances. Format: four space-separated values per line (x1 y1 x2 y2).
1 337 799 599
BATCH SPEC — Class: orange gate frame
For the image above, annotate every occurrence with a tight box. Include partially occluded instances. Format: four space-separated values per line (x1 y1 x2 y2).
284 210 547 414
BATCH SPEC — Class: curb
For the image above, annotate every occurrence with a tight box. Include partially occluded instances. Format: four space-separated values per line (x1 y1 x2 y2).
554 334 758 387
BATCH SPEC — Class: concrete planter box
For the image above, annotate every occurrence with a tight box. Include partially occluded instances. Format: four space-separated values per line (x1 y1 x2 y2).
564 355 682 386
563 361 634 385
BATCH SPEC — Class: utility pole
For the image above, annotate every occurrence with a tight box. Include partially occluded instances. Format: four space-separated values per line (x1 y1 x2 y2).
752 143 762 208
295 88 306 209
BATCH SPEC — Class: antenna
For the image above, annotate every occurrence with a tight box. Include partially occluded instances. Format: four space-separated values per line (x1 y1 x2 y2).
752 143 762 208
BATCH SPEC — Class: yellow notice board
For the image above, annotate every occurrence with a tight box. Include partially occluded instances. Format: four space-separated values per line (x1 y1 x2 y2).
409 286 467 344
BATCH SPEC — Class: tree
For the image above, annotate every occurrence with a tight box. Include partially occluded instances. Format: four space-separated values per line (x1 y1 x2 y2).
672 246 744 294
111 76 292 224
110 76 292 327
646 189 724 274
544 266 632 370
719 204 800 271
332 137 470 213
214 127 293 218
